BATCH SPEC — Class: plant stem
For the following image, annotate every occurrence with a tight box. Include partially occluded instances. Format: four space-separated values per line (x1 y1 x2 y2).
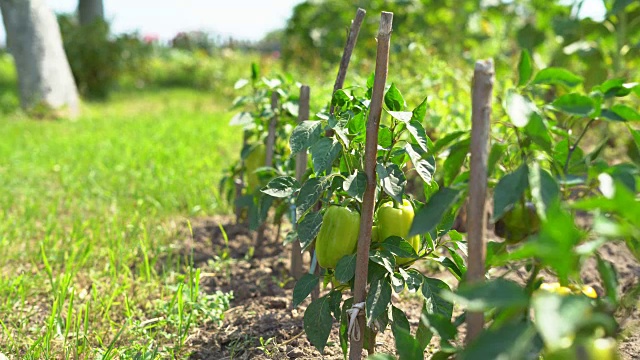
563 118 595 176
349 12 393 360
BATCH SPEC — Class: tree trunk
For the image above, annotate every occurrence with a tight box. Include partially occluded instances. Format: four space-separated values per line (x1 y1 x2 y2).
0 0 80 117
78 0 103 26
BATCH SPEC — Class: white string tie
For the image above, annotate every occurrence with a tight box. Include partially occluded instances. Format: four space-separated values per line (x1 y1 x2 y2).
346 302 365 341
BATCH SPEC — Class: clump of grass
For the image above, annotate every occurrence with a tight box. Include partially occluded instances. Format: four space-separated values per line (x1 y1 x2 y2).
0 88 240 358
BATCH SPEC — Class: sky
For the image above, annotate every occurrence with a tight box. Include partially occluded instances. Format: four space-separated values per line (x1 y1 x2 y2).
0 0 606 45
0 0 305 44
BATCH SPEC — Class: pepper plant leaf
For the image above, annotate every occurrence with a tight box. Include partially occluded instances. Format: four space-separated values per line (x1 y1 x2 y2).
261 176 300 198
366 277 392 325
293 273 320 308
304 295 333 354
290 120 323 154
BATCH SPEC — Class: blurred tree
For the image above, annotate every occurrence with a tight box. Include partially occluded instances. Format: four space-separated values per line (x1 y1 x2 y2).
78 0 104 26
0 0 79 116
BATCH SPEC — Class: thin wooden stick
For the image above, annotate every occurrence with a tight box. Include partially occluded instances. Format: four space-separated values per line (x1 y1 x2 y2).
349 12 393 360
329 7 366 116
291 85 310 280
257 92 279 247
265 92 279 167
465 59 494 343
310 8 367 298
235 131 248 223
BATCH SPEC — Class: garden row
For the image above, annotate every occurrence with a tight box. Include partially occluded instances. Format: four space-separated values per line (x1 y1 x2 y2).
221 9 639 360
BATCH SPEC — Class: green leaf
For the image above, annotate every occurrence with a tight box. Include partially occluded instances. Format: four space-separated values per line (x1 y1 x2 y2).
532 67 583 88
390 273 405 293
332 89 352 108
409 187 463 237
492 164 529 221
343 170 367 202
528 163 559 220
387 111 413 123
380 236 418 258
552 93 595 116
261 176 300 198
392 326 423 360
229 111 254 126
378 126 393 148
335 254 357 283
487 142 506 176
402 268 423 292
366 277 392 324
412 97 428 123
310 138 342 175
415 303 433 351
504 90 537 127
602 104 640 121
420 311 457 342
376 163 406 203
441 279 529 312
304 295 333 354
391 306 410 334
512 204 583 283
384 83 405 111
421 277 453 319
523 113 553 153
295 177 327 219
404 143 436 183
298 211 323 250
293 274 320 308
433 131 467 154
406 119 432 154
443 138 470 186
460 322 537 360
517 49 533 86
369 249 396 274
532 292 592 352
597 255 619 305
290 121 323 154
437 257 462 280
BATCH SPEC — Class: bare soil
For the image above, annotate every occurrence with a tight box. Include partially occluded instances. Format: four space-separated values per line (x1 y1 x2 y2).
183 215 639 360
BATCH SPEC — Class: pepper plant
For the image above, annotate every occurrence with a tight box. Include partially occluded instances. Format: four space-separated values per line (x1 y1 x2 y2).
261 77 471 357
403 50 640 359
220 63 300 232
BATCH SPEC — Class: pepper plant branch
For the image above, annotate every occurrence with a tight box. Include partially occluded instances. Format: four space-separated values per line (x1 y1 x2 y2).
349 11 393 360
465 59 494 344
563 117 595 176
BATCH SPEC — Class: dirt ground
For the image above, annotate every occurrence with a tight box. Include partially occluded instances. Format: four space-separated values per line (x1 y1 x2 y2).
183 215 639 360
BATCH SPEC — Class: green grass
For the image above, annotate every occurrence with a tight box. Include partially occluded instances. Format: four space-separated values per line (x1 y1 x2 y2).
0 88 240 358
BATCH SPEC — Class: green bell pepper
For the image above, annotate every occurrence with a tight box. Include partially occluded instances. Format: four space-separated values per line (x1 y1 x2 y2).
316 206 360 269
377 199 422 264
245 143 266 191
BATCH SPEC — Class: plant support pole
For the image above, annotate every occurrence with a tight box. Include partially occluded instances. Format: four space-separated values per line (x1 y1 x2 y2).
257 92 279 246
329 7 366 116
235 131 248 223
349 12 393 360
465 59 494 343
291 86 310 280
310 8 367 299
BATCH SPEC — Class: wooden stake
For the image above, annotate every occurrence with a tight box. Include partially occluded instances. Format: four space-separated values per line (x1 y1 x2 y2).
465 59 494 343
329 7 366 117
349 12 393 360
265 92 279 167
291 86 310 280
235 131 248 223
257 92 279 247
